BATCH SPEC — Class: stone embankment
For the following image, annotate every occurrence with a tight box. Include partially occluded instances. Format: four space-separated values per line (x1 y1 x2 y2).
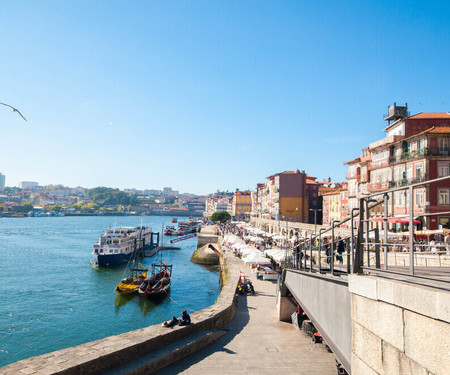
0 229 240 375
191 226 221 266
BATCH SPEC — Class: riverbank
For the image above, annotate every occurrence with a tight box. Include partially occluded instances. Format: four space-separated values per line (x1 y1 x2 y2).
1 212 203 218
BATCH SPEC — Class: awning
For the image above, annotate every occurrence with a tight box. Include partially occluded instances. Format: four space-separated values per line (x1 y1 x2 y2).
370 216 421 224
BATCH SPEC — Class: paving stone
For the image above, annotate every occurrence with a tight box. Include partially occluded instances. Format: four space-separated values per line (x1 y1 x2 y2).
157 255 337 374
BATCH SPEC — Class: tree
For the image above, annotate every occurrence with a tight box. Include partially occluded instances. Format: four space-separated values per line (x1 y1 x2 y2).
211 211 231 223
11 202 33 213
165 196 176 204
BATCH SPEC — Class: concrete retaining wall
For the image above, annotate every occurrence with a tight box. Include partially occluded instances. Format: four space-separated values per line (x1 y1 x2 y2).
0 245 241 375
283 269 352 372
349 274 450 375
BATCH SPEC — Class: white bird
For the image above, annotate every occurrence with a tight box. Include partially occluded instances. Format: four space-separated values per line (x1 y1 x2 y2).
0 102 27 121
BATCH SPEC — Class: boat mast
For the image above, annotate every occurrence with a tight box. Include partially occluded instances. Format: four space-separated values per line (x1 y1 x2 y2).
161 223 164 263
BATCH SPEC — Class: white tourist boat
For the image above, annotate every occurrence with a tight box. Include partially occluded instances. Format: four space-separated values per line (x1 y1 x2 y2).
91 225 158 267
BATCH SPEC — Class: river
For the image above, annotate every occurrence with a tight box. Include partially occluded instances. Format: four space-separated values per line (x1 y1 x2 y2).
0 215 220 367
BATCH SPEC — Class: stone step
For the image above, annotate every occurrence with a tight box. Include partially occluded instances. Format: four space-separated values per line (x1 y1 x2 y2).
102 329 227 375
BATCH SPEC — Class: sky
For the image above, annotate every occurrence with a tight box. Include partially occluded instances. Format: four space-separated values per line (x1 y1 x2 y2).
1 1 449 195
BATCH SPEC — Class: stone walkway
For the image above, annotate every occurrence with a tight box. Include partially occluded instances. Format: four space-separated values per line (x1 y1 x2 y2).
158 258 337 375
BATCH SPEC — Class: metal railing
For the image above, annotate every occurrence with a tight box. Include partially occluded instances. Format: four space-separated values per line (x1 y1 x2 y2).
284 175 450 285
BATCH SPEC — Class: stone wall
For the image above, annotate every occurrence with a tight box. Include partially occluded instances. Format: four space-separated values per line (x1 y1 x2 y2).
197 234 219 248
349 274 450 375
0 245 241 375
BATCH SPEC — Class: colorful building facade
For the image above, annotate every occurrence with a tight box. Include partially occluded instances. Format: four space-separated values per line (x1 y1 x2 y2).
345 104 450 230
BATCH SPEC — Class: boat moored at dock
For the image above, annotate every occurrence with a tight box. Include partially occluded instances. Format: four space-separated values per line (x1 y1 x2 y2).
91 225 159 268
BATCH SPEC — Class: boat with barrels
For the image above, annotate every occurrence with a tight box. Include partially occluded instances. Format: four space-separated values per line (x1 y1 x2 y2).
138 262 172 299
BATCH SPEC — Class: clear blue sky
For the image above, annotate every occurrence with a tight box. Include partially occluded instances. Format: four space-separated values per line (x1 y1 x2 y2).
1 1 449 194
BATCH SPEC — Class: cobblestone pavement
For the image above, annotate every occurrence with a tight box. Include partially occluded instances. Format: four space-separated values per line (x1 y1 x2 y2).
159 259 337 375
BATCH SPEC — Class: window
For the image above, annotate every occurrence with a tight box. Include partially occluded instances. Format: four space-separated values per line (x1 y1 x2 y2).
406 165 413 181
394 168 399 182
415 163 423 180
438 138 449 155
393 191 399 205
438 162 450 177
438 189 450 205
415 189 424 207
417 139 424 154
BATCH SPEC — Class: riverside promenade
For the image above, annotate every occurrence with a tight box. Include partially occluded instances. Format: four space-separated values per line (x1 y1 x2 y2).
159 239 337 374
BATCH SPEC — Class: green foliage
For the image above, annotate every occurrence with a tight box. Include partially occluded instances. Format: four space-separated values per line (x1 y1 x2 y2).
44 204 65 212
211 211 231 223
11 202 33 213
165 196 176 204
138 198 156 204
69 202 101 212
87 187 138 206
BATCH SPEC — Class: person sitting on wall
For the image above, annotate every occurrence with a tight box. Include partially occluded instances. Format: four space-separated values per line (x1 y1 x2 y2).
179 310 191 326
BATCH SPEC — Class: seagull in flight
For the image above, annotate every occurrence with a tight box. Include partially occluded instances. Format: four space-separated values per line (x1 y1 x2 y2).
0 102 27 121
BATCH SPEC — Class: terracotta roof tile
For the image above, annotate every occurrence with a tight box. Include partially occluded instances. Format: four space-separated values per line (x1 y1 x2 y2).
408 112 450 119
428 126 450 133
343 157 361 165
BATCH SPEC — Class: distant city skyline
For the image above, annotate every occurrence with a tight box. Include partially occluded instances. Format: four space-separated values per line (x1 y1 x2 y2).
1 1 449 195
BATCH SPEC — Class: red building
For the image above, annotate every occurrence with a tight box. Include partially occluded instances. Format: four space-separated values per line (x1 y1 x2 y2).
345 103 450 230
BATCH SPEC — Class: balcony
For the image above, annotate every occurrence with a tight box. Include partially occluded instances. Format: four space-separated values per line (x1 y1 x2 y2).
367 181 390 192
388 174 428 188
368 158 389 170
427 147 449 157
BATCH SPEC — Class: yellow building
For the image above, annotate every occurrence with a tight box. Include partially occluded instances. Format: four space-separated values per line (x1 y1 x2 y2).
232 191 252 220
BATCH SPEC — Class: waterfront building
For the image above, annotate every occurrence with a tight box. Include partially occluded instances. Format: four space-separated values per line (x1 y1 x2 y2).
256 170 308 222
306 175 322 225
322 189 341 226
231 190 252 221
340 184 349 227
345 103 450 230
0 173 5 189
203 194 233 217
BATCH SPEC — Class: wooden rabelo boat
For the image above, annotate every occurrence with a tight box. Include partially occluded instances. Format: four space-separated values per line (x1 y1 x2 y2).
138 262 172 299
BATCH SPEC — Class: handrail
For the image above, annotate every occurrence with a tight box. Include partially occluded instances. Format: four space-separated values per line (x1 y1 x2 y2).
284 175 450 285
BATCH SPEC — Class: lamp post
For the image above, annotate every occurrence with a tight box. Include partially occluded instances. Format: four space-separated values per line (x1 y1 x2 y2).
309 208 322 237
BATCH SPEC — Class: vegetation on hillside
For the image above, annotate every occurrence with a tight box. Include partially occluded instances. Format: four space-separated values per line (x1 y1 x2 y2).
87 187 139 206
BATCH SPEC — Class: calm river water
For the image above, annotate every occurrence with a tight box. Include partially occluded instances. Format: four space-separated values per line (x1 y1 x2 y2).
0 216 220 367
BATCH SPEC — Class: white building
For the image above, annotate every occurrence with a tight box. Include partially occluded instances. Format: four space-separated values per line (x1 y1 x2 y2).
162 187 179 197
19 181 39 189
